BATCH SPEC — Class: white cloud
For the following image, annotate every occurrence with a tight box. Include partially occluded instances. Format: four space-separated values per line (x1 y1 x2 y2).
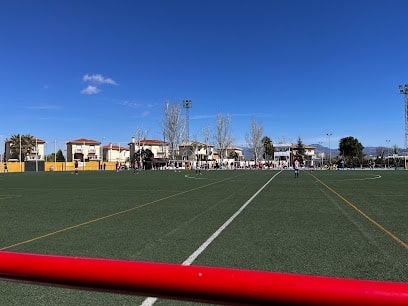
118 100 142 108
28 104 60 110
83 74 118 85
81 85 101 95
141 111 150 117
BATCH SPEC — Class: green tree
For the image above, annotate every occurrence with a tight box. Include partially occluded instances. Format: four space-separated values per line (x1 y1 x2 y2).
45 153 55 162
8 134 36 161
134 148 154 163
228 151 239 161
262 136 274 159
295 136 306 160
46 149 65 162
56 149 66 162
339 136 364 166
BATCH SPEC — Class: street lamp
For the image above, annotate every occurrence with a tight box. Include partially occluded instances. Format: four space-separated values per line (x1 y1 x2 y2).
326 133 332 167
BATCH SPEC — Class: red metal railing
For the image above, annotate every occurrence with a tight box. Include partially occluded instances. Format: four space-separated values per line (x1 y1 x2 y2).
0 251 407 305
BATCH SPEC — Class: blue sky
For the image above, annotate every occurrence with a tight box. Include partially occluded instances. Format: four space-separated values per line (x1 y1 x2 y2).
1 0 408 155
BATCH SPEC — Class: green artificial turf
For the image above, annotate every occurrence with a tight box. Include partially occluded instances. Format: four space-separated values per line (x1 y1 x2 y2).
0 169 407 305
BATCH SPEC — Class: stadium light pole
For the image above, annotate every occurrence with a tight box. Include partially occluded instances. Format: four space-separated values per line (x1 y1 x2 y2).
183 99 192 143
398 84 408 150
326 133 332 167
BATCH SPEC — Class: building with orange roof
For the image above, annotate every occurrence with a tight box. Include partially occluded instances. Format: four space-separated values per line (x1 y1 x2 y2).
129 137 169 163
66 138 101 162
102 143 130 162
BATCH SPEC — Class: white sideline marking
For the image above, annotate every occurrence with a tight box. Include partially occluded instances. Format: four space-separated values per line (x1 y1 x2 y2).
141 171 283 306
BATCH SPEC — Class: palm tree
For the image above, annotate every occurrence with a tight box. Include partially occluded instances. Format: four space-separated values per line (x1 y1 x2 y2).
8 134 36 161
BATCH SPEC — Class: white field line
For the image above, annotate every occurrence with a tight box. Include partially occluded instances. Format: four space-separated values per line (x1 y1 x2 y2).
141 170 283 306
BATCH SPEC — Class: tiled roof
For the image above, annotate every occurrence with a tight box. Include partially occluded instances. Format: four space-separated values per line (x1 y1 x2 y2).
102 144 129 150
67 138 101 145
135 139 168 145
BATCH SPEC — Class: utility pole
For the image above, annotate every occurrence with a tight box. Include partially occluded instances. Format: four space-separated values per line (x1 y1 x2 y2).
398 84 408 149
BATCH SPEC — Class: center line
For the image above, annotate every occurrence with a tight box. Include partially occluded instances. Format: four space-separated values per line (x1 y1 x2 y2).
141 170 282 306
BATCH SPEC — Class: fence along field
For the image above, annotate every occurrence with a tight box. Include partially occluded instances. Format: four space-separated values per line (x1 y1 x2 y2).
0 169 407 305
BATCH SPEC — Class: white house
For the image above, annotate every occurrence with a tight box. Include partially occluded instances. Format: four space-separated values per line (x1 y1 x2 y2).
292 144 316 167
26 138 46 161
178 141 216 161
226 146 244 161
273 143 292 168
66 138 102 162
129 138 169 162
102 143 130 163
5 137 46 161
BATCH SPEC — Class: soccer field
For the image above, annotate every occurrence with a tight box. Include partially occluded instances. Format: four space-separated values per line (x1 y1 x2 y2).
0 169 407 305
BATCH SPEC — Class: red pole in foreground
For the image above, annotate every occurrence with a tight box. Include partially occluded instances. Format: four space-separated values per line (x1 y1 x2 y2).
0 251 407 305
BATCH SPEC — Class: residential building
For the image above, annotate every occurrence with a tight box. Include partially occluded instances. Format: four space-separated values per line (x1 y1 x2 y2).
4 137 46 161
178 141 215 161
26 138 46 161
273 142 292 168
291 144 316 167
226 146 244 161
66 138 101 162
133 138 169 159
102 143 130 163
129 138 169 163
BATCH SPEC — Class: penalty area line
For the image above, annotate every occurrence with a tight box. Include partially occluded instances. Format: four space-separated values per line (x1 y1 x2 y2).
141 170 283 306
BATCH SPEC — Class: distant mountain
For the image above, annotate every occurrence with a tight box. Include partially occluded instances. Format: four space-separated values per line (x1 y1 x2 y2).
241 144 406 160
310 143 339 158
242 147 252 160
308 144 407 158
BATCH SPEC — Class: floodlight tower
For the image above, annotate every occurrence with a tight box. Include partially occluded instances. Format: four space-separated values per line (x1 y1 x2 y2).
326 133 332 166
399 84 408 149
183 99 192 143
